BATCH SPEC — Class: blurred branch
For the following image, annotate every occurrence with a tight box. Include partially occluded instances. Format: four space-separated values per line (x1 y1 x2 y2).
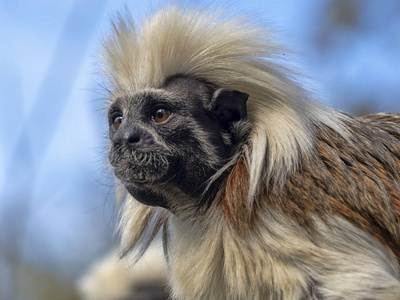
1 0 108 299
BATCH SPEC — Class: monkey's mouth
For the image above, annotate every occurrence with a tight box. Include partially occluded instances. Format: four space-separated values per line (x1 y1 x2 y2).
109 149 176 185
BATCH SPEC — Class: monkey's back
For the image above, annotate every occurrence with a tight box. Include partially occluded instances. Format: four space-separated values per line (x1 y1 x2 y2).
268 112 400 263
359 113 400 139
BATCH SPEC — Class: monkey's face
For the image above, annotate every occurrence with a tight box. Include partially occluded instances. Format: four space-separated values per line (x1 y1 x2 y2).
108 76 248 209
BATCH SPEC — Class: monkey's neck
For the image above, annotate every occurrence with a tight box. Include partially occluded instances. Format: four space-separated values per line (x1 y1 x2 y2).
166 208 311 300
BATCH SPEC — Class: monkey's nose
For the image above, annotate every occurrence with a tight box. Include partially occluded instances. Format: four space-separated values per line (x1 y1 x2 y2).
113 127 153 148
127 133 141 145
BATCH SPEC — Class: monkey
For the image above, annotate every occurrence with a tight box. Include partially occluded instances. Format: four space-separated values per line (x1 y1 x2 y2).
101 5 400 300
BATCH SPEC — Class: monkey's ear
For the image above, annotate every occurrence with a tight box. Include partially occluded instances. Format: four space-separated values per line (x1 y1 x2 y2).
211 89 249 130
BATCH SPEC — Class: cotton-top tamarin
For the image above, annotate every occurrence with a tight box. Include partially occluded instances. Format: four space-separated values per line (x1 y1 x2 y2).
101 5 400 299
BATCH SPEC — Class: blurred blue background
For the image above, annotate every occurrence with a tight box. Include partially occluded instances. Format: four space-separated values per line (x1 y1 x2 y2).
0 0 399 299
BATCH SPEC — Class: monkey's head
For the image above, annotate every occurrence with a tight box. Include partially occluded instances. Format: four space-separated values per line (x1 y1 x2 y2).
108 75 249 210
102 5 327 226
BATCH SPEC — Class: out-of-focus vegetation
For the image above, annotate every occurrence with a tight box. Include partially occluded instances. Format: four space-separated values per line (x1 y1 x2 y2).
304 0 400 114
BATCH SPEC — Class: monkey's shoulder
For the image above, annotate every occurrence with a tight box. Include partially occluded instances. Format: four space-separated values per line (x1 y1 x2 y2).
296 115 400 260
314 112 400 176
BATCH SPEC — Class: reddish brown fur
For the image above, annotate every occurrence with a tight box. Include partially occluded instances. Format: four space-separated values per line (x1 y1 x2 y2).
276 114 400 261
225 113 400 262
222 156 254 230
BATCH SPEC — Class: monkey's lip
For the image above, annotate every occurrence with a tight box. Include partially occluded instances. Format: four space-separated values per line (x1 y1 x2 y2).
119 176 163 186
114 167 169 186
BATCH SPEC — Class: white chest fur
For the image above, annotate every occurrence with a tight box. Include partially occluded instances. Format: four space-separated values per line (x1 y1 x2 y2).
167 210 400 300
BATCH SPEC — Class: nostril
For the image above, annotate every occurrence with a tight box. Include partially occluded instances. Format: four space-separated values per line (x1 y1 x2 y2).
128 134 141 145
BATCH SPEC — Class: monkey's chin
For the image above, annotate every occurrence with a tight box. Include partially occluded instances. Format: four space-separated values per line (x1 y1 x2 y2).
123 182 169 209
113 164 171 186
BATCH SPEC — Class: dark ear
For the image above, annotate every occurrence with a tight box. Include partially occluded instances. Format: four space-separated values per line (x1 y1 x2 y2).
211 88 249 130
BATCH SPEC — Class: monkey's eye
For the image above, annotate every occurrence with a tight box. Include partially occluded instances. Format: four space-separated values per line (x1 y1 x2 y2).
152 109 171 123
113 116 123 130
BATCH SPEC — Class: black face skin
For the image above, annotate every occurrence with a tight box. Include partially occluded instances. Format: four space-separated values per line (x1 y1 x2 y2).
108 75 248 210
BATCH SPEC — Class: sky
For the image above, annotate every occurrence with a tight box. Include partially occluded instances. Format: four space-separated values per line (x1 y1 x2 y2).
0 0 399 298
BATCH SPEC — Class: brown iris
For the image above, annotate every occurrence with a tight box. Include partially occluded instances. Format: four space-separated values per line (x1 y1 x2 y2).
153 109 170 123
113 116 122 129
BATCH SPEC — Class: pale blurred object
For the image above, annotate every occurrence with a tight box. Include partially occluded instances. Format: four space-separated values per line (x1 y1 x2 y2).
78 242 169 300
